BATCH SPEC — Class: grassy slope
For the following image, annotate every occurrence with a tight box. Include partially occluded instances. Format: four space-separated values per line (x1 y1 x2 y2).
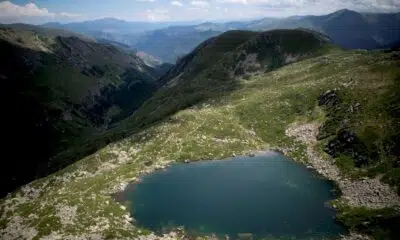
140 29 330 133
1 47 399 239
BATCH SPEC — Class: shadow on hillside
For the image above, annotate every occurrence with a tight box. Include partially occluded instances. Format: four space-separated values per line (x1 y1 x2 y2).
0 39 61 197
0 37 242 197
0 39 164 197
2 29 333 197
50 59 242 180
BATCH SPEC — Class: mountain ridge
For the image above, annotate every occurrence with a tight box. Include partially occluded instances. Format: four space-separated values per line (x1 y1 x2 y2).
127 29 335 132
1 26 399 239
0 24 170 196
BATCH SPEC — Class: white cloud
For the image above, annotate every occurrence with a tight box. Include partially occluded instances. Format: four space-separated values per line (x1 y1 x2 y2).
139 8 170 21
190 1 210 8
0 1 81 23
0 1 54 17
171 1 184 7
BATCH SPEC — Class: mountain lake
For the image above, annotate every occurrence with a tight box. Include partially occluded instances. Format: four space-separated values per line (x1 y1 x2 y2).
118 152 346 239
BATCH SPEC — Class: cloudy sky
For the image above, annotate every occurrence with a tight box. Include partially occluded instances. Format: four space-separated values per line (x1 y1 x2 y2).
0 0 399 24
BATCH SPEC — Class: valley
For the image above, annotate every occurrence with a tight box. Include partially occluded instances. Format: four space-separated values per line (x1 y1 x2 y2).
1 24 399 239
0 25 171 196
0 2 399 239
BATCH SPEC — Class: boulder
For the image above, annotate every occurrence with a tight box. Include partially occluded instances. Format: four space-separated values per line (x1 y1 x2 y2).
319 90 339 107
324 130 373 167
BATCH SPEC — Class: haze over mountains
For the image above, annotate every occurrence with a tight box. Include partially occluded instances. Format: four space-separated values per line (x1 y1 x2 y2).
40 9 400 63
0 24 171 196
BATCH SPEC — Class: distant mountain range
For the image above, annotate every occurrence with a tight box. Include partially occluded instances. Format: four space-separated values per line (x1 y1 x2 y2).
247 9 400 50
1 9 399 194
41 9 400 63
42 18 202 35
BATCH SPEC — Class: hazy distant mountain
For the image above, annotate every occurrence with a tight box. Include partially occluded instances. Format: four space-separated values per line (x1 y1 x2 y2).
43 18 168 34
41 10 400 62
40 19 254 63
132 28 222 63
112 21 252 63
128 10 400 62
97 38 136 52
42 18 202 36
247 9 400 49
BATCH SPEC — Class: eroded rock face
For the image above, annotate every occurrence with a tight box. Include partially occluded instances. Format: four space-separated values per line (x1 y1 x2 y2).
317 89 378 168
324 130 373 167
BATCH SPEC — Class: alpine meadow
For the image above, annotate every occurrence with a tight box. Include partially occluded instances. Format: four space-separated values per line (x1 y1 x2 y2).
0 1 400 240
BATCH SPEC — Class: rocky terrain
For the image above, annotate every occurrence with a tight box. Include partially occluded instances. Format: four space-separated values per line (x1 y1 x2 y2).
286 122 400 209
1 29 400 239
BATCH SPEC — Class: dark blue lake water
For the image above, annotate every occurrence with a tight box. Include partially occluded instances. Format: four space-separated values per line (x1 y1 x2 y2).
122 152 346 239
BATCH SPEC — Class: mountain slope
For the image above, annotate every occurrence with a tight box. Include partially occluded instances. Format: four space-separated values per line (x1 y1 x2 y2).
0 25 163 196
115 29 335 153
132 28 222 63
1 28 399 239
247 9 400 50
42 18 175 35
318 9 381 49
0 23 93 40
121 10 400 62
158 29 331 87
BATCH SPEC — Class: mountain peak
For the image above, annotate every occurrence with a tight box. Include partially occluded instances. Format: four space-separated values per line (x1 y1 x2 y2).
332 8 360 16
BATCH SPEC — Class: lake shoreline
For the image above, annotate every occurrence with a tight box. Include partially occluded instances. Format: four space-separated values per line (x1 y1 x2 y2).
114 151 348 240
285 122 400 240
284 122 400 210
111 122 399 240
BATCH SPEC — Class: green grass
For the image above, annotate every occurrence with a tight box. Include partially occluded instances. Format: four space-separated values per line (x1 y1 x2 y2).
336 204 400 240
315 52 400 188
1 43 400 239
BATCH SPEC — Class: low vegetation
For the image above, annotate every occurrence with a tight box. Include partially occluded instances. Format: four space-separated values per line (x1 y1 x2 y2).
1 29 399 239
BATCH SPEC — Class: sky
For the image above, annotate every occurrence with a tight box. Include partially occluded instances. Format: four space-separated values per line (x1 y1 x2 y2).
0 0 399 24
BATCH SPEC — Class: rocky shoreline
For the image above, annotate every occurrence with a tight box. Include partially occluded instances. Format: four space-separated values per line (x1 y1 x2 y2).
285 122 400 210
283 122 400 240
2 122 398 240
110 128 400 240
107 122 400 240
